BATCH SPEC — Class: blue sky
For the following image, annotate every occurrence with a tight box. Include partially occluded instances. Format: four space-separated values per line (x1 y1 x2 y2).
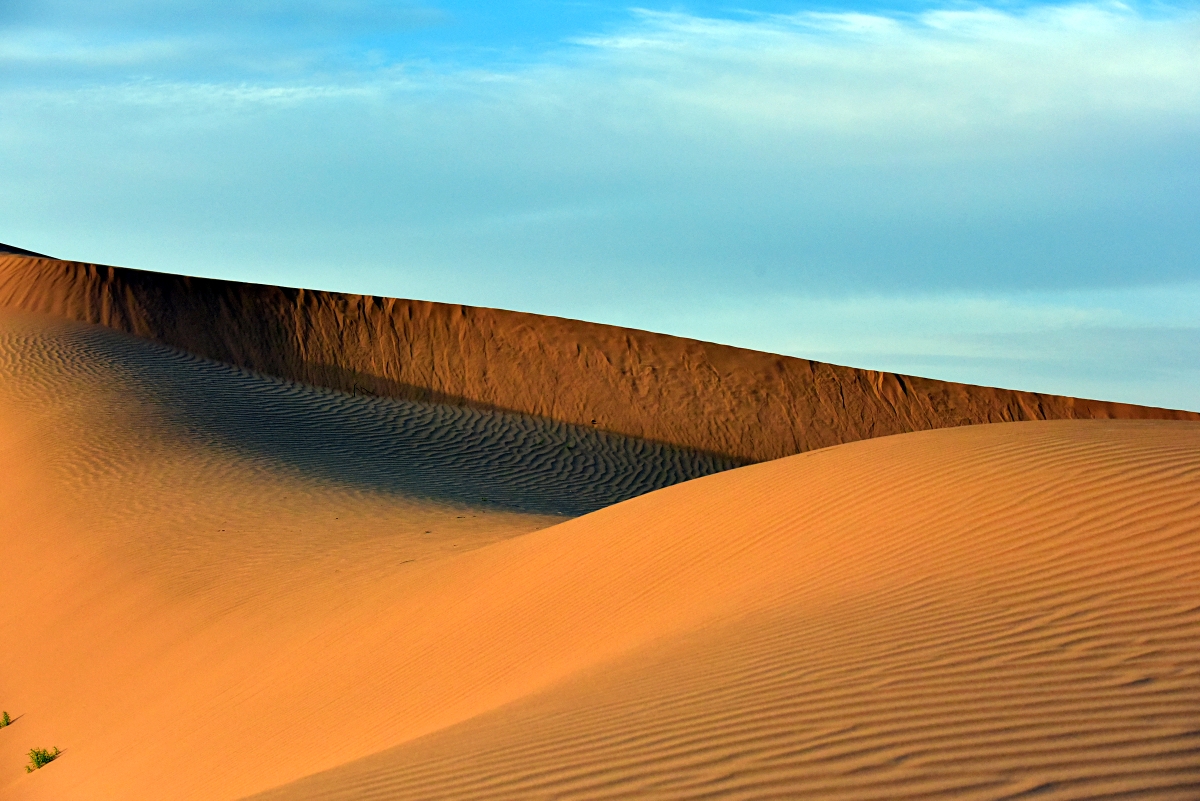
2 1 1198 410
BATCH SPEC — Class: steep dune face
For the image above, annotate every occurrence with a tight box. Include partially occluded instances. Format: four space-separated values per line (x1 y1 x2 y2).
3 307 1199 799
3 252 1194 464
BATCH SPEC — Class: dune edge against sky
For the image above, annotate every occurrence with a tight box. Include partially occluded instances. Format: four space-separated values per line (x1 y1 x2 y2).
2 251 1196 466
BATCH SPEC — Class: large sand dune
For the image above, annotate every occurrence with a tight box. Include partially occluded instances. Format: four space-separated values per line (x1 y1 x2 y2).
0 309 733 518
2 307 1198 799
3 250 1195 464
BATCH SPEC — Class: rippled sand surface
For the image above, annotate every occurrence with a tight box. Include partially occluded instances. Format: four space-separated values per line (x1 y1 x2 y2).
2 308 1199 800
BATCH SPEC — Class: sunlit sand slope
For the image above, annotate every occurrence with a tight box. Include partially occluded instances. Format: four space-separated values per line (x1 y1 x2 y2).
3 304 1197 799
3 251 1195 464
0 309 729 798
249 420 1200 801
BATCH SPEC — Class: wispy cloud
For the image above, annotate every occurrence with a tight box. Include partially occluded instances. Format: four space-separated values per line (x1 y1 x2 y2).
0 0 444 84
8 3 1199 135
2 3 1198 407
564 4 1200 140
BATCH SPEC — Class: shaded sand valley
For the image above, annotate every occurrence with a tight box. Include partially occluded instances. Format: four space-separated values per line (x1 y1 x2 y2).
1 304 1198 799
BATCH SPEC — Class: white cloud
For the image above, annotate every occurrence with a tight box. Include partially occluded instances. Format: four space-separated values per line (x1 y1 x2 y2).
2 3 1199 410
558 4 1200 145
9 3 1199 121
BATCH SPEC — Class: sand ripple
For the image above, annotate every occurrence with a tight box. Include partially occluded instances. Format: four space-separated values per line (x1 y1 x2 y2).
0 310 737 517
3 308 1198 801
248 422 1200 801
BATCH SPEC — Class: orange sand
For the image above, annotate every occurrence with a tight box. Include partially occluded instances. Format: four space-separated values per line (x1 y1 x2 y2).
3 252 1195 465
2 308 1198 799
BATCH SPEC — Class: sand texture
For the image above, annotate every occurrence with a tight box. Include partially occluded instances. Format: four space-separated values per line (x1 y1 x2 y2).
3 307 1199 799
3 252 1195 464
0 308 732 796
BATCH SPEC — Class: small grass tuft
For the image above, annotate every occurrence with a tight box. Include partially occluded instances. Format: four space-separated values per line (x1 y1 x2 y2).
0 711 11 727
25 747 60 773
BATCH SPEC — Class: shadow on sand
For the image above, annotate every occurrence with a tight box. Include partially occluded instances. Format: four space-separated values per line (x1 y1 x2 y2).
61 323 740 517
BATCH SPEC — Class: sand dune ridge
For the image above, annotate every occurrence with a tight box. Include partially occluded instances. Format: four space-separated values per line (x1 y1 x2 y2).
3 251 1195 464
2 251 1199 800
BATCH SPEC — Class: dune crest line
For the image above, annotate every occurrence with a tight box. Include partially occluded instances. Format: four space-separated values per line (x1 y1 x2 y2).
2 251 1195 463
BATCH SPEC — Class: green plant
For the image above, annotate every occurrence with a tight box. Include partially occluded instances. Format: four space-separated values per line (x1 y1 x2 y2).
0 711 10 727
25 747 60 773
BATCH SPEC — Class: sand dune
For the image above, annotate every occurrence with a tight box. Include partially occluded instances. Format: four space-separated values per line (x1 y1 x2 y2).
249 421 1200 800
0 309 734 518
3 251 1195 465
0 308 731 797
2 307 1198 799
252 419 1200 800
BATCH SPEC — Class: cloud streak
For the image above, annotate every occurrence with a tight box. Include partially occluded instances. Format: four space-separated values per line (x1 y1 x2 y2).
2 2 1198 407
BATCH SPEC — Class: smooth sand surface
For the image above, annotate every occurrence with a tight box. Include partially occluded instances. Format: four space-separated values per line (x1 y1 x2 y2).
3 308 1198 799
4 252 1196 465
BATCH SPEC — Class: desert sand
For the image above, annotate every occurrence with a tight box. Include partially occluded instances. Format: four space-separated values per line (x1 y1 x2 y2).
2 252 1195 465
2 251 1199 799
